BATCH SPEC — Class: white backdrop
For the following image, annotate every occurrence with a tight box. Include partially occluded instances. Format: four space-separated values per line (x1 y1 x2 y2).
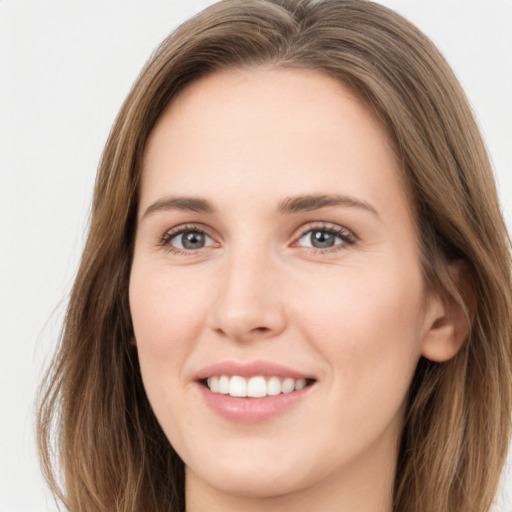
1 1 511 511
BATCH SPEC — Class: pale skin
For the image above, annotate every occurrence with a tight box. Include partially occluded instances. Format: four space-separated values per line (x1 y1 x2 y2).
129 68 468 511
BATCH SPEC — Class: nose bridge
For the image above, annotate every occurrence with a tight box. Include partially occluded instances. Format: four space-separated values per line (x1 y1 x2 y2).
209 240 286 340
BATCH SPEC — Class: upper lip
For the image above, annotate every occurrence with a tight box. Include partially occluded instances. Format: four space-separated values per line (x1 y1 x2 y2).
195 360 314 381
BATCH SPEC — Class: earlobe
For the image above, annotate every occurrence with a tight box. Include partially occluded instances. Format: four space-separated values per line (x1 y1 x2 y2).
421 263 475 363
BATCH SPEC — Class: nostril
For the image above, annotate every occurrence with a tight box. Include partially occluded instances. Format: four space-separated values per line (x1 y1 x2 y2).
252 326 270 333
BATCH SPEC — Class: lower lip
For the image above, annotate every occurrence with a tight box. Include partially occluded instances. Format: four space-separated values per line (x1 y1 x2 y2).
197 383 314 424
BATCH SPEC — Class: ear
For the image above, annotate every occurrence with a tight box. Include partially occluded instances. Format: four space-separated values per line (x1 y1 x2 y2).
130 336 137 346
421 263 475 362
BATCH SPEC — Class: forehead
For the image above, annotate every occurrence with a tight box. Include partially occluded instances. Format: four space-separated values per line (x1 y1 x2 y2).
144 66 393 163
140 67 410 219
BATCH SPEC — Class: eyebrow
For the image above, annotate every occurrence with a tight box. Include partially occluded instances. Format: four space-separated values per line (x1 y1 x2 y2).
142 193 379 219
278 194 379 217
143 196 215 218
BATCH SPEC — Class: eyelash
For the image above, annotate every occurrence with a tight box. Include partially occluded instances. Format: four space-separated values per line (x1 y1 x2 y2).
158 223 215 256
293 222 356 254
158 222 356 256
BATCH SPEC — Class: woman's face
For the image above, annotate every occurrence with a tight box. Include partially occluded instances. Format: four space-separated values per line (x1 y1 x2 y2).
130 68 441 503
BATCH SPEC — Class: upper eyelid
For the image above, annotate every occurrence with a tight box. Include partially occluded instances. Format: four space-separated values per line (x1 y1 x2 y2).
158 223 216 245
162 222 213 237
292 221 355 240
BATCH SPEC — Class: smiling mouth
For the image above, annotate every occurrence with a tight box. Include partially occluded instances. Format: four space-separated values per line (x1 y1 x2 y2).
203 375 316 398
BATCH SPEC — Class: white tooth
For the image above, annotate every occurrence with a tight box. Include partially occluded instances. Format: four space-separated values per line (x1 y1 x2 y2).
229 376 247 397
219 375 230 394
295 378 306 390
208 376 220 393
282 378 295 394
247 376 267 398
267 376 282 395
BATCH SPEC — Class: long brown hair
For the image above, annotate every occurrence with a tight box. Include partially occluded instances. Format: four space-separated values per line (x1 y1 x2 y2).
37 1 512 511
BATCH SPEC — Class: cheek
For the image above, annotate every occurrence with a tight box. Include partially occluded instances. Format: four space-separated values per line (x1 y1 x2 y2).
288 266 425 458
128 262 214 411
128 263 213 445
130 264 209 353
295 261 425 396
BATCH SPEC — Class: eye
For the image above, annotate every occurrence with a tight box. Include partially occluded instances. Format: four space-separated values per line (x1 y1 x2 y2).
161 226 216 253
295 225 355 251
173 230 212 250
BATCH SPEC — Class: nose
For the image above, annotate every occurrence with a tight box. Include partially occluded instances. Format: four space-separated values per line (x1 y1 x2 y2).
208 246 287 342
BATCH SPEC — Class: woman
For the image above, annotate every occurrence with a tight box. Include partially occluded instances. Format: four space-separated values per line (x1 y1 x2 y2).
37 1 512 511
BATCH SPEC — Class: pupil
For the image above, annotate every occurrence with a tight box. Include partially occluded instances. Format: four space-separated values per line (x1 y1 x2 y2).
182 231 205 249
311 230 334 248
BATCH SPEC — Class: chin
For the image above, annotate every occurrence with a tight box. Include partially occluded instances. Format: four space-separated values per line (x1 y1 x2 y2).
187 461 309 499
